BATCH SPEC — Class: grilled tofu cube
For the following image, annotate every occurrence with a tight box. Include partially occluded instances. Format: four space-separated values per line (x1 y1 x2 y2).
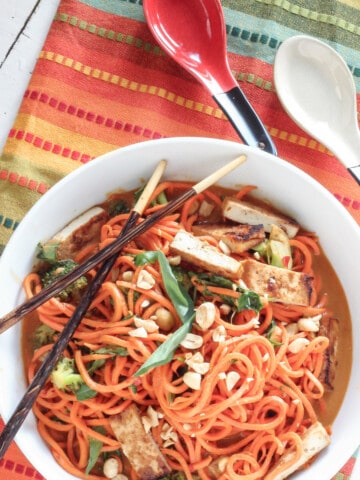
169 230 243 279
240 258 313 306
192 223 265 253
45 207 108 260
222 197 299 238
109 405 171 480
265 422 330 480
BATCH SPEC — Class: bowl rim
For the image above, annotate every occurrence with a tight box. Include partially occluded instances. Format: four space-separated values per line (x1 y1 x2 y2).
0 136 359 480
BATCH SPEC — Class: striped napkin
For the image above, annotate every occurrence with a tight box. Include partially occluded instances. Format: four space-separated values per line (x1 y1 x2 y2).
0 0 359 478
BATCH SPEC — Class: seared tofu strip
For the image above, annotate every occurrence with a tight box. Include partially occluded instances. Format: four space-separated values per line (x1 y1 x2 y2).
265 422 330 480
319 317 339 390
109 405 171 480
169 230 243 279
222 197 300 238
192 223 265 253
45 207 108 260
240 258 313 306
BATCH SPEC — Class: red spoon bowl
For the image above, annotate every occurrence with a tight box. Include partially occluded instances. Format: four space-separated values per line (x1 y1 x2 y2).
143 0 277 155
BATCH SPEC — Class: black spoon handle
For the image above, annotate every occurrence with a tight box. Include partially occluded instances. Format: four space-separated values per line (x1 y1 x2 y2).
348 165 360 185
214 86 277 156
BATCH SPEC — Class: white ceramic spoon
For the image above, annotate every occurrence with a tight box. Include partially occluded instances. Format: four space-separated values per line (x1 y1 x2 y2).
274 35 360 184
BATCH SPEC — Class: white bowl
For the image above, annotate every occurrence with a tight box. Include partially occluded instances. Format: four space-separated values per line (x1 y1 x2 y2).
0 137 359 480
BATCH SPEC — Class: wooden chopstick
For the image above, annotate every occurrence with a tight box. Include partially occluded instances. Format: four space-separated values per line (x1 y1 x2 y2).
0 154 247 335
0 154 246 458
0 159 168 458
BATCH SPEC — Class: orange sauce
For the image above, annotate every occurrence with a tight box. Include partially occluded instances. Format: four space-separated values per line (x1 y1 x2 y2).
21 187 353 430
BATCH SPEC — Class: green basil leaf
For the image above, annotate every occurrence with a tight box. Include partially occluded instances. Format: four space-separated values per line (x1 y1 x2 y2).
87 359 106 374
237 290 263 313
135 251 194 324
76 384 98 401
86 436 103 475
135 250 158 266
157 251 194 324
192 272 234 290
87 347 129 375
95 346 128 356
134 322 191 377
134 251 195 376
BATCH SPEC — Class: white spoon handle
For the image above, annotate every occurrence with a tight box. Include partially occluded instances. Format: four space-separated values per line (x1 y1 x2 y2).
330 127 360 185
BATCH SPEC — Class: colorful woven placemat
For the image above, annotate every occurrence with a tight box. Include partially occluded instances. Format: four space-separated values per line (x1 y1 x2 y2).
0 0 359 478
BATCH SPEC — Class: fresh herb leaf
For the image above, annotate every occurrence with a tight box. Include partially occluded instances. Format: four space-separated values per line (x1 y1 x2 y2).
237 290 263 313
135 251 194 324
76 384 98 401
95 346 128 356
192 272 235 290
129 384 138 393
190 272 236 300
86 436 103 475
135 322 192 377
134 251 195 376
87 359 106 374
135 250 158 266
108 198 130 218
86 346 129 374
190 272 262 313
171 265 192 292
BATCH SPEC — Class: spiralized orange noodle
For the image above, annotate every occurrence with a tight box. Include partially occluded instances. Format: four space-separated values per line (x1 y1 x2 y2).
24 182 338 480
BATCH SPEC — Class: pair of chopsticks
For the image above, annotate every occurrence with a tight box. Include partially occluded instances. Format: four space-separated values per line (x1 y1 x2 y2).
0 154 246 458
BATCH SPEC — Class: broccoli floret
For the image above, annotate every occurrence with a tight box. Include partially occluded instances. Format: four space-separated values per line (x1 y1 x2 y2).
40 259 88 301
51 357 84 391
33 324 56 349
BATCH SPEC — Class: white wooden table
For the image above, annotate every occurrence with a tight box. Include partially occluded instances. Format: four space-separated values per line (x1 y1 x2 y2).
0 0 359 478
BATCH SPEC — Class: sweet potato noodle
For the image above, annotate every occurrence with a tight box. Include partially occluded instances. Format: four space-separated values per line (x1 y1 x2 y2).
23 182 340 480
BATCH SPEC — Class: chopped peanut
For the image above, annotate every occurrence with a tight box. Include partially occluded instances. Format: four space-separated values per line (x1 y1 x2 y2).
103 457 119 479
141 406 161 433
195 302 216 330
180 333 203 350
185 352 210 374
288 337 310 353
134 316 159 333
285 323 299 336
298 314 322 332
122 270 134 282
129 327 148 338
136 269 156 290
183 371 202 390
212 325 227 342
153 307 175 332
225 371 241 391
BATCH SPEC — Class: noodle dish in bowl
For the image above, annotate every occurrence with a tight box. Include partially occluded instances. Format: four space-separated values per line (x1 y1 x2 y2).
0 137 359 480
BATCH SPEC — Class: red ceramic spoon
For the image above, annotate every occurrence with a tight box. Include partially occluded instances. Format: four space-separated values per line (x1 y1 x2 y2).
143 0 277 155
